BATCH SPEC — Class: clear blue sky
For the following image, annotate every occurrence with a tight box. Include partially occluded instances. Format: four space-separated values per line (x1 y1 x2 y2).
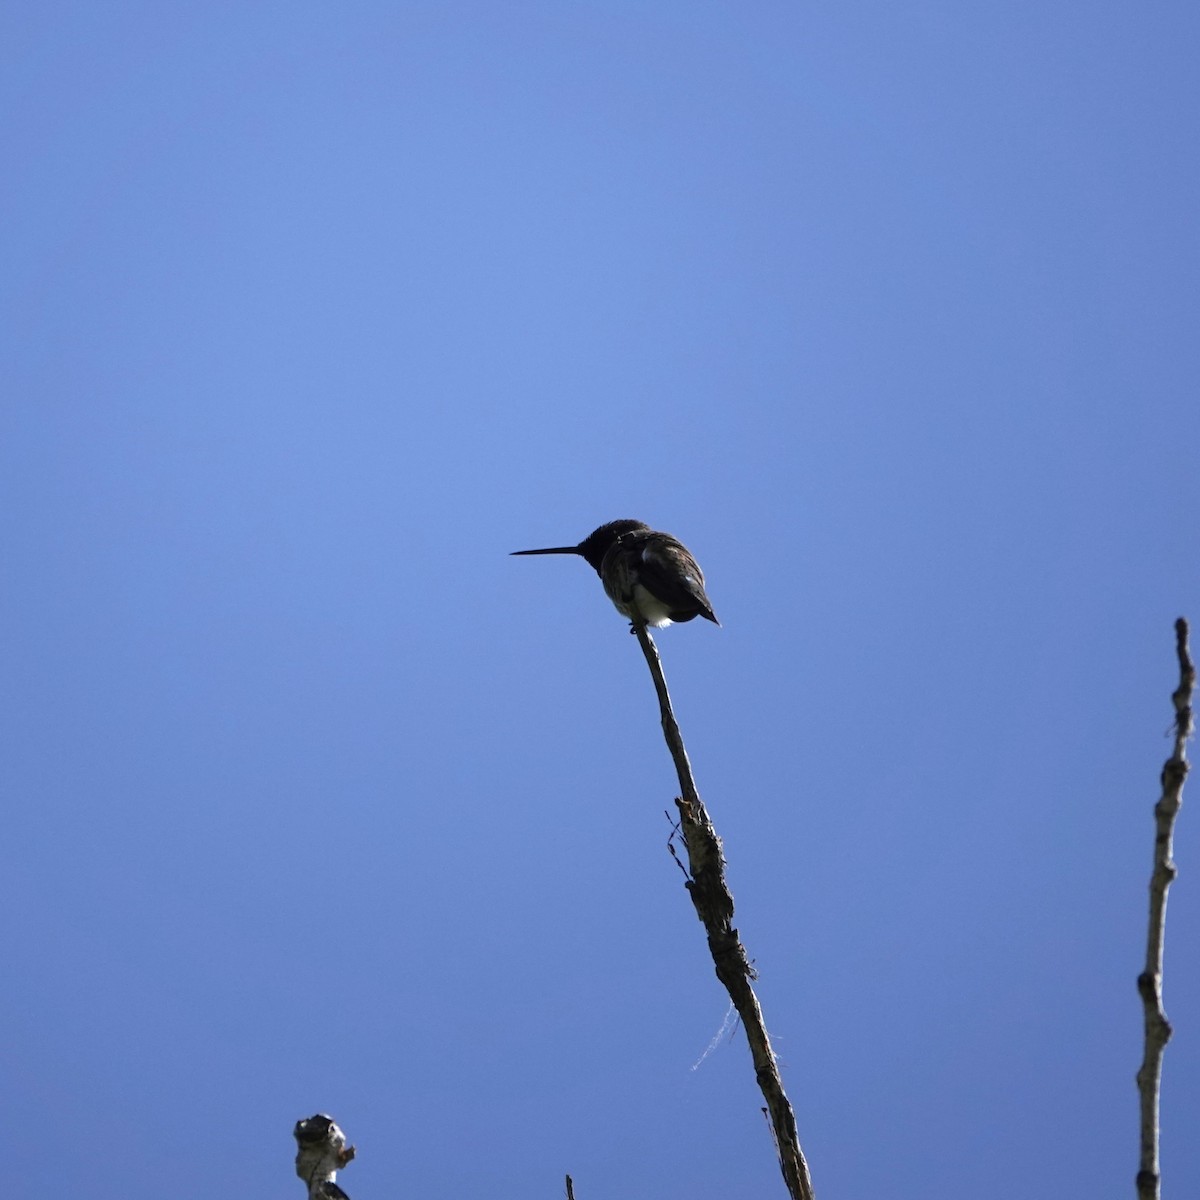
2 3 1197 1197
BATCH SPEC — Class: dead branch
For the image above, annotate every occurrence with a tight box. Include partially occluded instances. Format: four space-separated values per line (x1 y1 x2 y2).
632 621 815 1200
294 1114 356 1200
1135 618 1193 1200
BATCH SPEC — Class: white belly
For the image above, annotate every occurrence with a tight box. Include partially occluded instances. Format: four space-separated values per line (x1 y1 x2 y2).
629 583 674 627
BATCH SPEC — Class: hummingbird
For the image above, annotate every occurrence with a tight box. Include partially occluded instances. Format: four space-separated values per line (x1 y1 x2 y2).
512 519 719 628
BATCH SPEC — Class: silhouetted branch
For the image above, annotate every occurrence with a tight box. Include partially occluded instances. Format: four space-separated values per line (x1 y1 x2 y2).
631 622 815 1200
1136 618 1193 1200
565 1173 577 1200
294 1114 356 1200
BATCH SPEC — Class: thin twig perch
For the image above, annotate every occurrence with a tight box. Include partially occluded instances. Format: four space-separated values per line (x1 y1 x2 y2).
631 621 816 1200
1136 618 1193 1200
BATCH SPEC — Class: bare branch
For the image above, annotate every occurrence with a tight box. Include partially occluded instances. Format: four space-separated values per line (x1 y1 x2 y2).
1136 618 1193 1200
294 1114 356 1200
631 621 816 1200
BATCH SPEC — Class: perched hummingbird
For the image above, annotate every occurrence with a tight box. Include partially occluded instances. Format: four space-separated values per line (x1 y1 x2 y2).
512 519 719 628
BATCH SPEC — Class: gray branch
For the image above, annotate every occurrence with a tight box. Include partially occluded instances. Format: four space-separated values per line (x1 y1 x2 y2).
1136 618 1193 1200
631 621 816 1200
294 1114 356 1200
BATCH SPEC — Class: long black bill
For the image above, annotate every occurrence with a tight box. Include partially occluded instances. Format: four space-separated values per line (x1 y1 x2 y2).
510 545 582 556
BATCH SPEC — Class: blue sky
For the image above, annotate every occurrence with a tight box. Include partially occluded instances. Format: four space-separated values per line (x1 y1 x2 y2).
2 3 1197 1197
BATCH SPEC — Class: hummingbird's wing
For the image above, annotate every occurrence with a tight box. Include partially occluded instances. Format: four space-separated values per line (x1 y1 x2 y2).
637 533 720 624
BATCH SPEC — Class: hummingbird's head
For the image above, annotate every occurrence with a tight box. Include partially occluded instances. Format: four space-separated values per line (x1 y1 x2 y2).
511 519 650 575
574 520 650 573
